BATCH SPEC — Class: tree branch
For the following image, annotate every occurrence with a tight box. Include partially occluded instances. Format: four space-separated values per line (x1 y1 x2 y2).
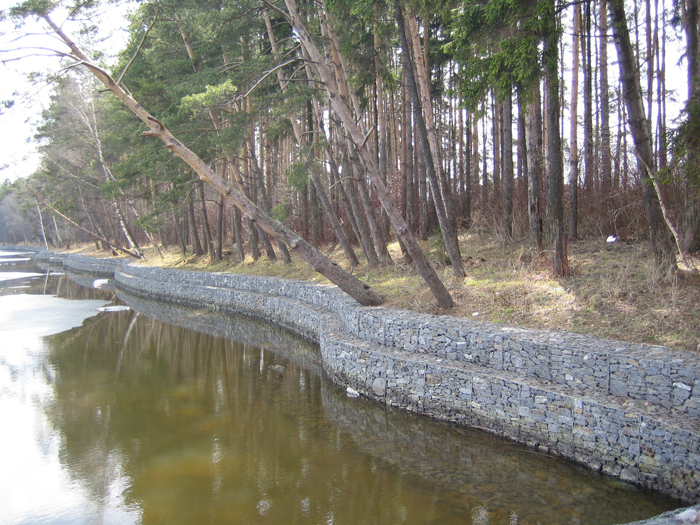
636 150 699 274
116 8 161 86
241 58 301 99
22 182 143 259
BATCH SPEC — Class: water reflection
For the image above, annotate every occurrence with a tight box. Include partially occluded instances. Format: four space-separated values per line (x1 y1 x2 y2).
0 255 133 524
0 255 682 524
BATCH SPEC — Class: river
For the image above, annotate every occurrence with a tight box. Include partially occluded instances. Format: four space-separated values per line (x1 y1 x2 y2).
0 252 681 524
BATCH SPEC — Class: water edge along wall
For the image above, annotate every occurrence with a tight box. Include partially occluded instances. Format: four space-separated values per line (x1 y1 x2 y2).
10 247 700 523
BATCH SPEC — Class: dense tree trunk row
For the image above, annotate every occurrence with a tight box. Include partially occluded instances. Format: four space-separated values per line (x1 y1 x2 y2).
3 0 698 306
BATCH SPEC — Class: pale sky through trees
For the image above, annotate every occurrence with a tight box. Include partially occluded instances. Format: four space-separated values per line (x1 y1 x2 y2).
0 0 691 183
0 1 129 182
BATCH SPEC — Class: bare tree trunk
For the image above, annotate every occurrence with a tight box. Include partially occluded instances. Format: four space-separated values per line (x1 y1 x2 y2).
113 201 142 257
492 94 502 208
188 197 204 256
418 117 429 241
402 67 415 231
345 173 380 267
518 97 528 225
544 0 568 276
177 204 188 258
462 93 472 228
502 87 514 241
396 2 464 276
263 11 355 265
608 0 677 273
583 1 594 192
35 199 49 249
25 183 141 258
233 207 245 263
526 92 544 255
52 216 62 247
356 168 393 266
248 219 261 262
656 0 668 171
310 171 359 266
681 0 700 253
216 192 224 261
569 2 581 240
246 140 281 262
471 114 480 218
600 0 613 202
481 111 490 206
275 0 453 307
197 180 215 259
330 150 371 259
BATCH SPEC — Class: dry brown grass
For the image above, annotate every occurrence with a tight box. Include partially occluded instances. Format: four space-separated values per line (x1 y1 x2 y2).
67 234 700 352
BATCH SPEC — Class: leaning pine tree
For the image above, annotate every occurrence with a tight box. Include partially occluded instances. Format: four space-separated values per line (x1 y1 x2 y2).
11 3 384 307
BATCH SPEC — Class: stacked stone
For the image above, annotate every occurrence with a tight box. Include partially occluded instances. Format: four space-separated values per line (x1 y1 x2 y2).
11 249 699 513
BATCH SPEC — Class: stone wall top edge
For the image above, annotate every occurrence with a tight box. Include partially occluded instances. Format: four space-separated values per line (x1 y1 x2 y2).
13 249 698 372
356 302 691 363
121 261 358 308
0 245 48 253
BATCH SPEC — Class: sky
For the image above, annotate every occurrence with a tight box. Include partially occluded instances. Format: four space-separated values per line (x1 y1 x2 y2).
0 0 692 185
0 1 131 183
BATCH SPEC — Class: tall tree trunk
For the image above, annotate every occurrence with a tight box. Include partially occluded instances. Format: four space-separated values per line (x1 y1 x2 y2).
681 0 700 253
41 14 384 305
569 2 581 240
600 0 613 204
418 130 429 241
274 0 454 307
35 199 49 249
405 8 461 236
113 200 142 257
463 108 472 228
197 181 215 259
177 203 188 258
246 139 281 262
502 88 514 241
492 94 502 208
345 170 381 267
188 197 204 256
583 1 595 192
526 91 545 255
356 166 393 266
52 216 62 247
402 67 415 231
216 192 224 261
396 2 464 276
249 218 261 262
472 114 480 214
233 207 245 263
309 99 362 267
481 111 490 206
544 0 568 277
608 0 677 272
518 97 528 222
310 171 360 266
656 0 668 171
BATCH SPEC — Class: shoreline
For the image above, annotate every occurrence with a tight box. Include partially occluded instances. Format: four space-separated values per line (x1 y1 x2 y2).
5 246 700 523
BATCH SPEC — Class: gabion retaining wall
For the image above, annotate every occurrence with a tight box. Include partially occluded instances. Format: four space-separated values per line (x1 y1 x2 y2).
112 261 700 505
5 248 700 518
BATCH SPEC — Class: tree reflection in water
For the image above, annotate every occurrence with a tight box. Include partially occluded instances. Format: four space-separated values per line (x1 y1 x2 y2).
31 288 680 525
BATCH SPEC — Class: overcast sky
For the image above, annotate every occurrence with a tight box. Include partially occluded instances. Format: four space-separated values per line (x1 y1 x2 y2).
0 1 130 182
0 0 692 185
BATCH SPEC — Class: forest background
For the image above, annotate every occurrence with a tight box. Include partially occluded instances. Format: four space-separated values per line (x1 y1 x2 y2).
0 0 698 350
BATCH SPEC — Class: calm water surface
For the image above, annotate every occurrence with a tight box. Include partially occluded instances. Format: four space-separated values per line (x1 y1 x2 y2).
0 253 682 524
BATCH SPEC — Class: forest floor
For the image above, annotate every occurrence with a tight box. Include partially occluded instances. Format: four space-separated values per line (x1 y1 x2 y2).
69 233 700 353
